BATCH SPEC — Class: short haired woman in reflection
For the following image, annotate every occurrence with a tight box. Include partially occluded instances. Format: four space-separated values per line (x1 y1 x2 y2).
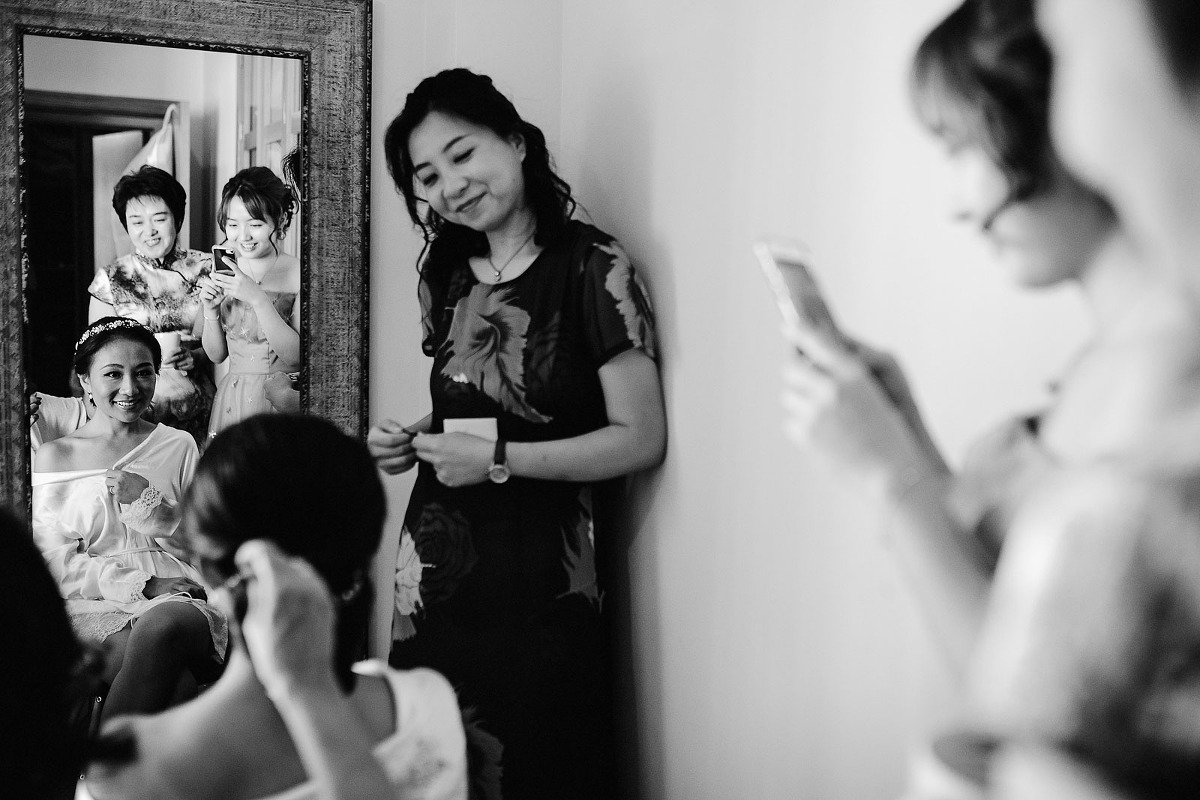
198 166 301 439
86 415 468 800
91 165 216 444
371 68 666 798
32 317 226 723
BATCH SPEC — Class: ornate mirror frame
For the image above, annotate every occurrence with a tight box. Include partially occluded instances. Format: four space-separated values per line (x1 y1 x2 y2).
0 0 371 510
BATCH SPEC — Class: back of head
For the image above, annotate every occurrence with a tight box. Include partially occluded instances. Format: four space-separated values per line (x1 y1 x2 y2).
0 506 87 798
911 0 1053 201
218 166 296 240
182 414 386 686
383 68 575 259
112 165 187 232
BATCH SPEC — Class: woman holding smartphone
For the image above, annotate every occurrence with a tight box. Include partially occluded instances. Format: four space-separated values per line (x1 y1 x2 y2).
782 0 1132 670
370 68 666 799
198 167 301 440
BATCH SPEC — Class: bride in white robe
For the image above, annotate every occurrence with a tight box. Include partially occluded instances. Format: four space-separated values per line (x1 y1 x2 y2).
33 317 226 722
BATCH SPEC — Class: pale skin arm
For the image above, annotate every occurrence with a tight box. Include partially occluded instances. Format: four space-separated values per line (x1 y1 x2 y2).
781 333 993 671
235 540 395 800
409 348 666 486
198 274 229 364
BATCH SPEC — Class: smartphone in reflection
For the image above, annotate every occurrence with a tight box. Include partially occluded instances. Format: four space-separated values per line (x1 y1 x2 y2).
211 246 237 275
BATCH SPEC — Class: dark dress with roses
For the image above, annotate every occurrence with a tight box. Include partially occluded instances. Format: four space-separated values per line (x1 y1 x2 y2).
390 221 656 800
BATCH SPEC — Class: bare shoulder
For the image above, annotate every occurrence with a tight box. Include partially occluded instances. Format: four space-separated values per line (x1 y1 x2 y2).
34 436 76 473
279 253 301 291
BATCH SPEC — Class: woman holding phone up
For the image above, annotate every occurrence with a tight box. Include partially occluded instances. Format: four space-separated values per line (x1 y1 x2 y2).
198 167 301 440
370 68 666 800
782 0 1137 670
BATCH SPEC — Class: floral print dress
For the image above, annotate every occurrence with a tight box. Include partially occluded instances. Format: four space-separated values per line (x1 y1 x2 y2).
391 221 656 800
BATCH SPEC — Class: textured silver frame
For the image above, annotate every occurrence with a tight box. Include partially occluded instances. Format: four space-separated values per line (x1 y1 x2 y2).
0 0 372 511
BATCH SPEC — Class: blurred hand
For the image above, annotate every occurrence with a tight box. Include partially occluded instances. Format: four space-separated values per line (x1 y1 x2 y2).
105 469 151 504
265 372 301 413
29 391 42 427
413 432 493 487
847 338 944 467
143 575 207 600
367 419 418 475
780 334 942 489
234 539 338 697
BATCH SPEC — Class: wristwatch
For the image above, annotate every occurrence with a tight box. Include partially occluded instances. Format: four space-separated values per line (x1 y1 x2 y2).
487 439 511 484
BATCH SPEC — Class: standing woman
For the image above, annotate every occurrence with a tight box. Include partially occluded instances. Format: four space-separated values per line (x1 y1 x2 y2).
89 166 216 445
371 68 666 799
199 167 301 440
33 317 226 722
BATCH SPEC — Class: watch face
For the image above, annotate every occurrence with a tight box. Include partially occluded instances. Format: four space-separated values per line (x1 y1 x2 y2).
488 463 511 484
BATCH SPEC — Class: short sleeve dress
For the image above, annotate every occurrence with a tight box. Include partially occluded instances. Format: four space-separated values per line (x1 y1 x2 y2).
390 220 656 800
89 248 216 444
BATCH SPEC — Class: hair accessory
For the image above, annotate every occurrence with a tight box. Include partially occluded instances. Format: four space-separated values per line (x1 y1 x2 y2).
75 317 151 355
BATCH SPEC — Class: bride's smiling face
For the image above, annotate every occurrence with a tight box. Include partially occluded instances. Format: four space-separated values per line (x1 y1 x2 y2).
79 338 158 422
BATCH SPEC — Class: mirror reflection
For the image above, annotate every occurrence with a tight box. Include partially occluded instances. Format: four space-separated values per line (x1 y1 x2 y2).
24 35 303 447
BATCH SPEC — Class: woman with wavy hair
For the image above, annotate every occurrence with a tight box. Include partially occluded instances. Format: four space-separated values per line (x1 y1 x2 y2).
370 68 666 799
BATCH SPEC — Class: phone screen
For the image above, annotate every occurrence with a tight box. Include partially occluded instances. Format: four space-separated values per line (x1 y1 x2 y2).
753 239 846 350
211 246 236 275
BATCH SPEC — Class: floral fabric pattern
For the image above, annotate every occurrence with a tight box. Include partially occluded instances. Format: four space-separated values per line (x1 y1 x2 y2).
439 287 551 424
408 502 477 607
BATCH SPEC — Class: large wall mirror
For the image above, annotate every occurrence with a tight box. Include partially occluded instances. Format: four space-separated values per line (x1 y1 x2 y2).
0 0 371 510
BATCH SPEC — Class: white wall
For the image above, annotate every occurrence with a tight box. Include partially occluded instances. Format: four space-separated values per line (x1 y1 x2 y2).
368 2 1091 797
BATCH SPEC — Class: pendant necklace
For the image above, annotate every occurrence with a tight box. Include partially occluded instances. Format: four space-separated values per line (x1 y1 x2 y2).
244 253 280 285
487 228 537 283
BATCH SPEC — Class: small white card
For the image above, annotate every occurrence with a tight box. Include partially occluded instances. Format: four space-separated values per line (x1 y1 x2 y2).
443 417 498 441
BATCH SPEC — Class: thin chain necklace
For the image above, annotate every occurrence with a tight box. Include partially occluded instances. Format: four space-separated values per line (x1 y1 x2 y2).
242 252 280 285
486 228 537 283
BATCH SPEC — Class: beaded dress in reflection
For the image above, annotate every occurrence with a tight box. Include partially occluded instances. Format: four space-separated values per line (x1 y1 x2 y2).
206 291 297 440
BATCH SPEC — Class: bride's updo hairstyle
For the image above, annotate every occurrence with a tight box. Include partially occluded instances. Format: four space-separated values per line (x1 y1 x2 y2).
181 413 386 690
